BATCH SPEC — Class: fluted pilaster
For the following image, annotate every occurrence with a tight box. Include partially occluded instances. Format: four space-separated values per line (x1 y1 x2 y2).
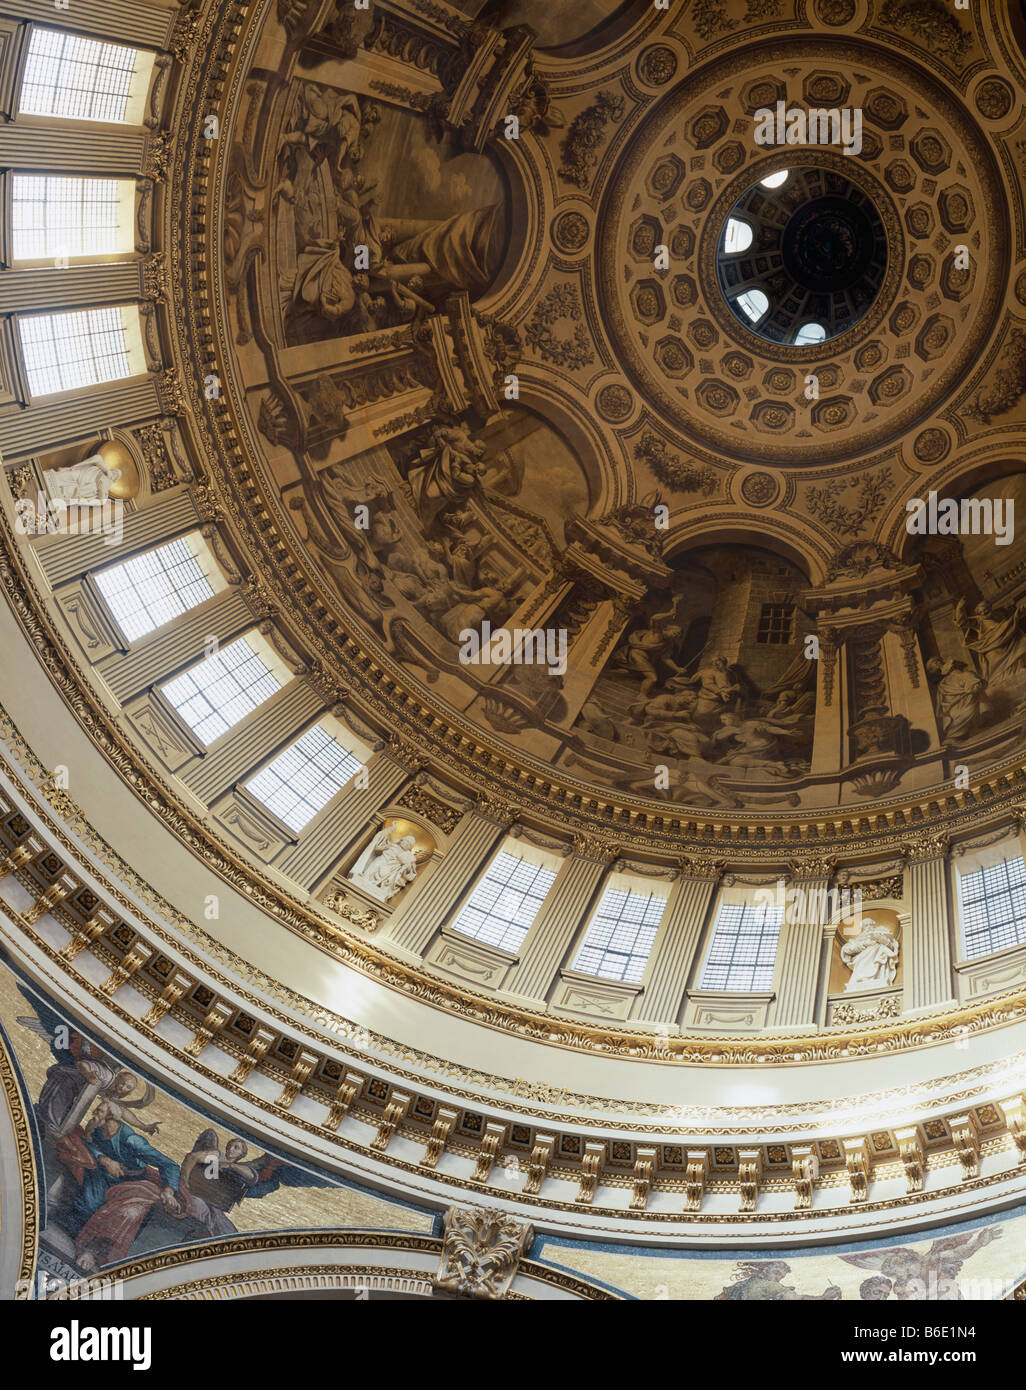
504 853 607 1001
275 750 411 891
636 869 718 1022
387 807 509 956
905 840 954 1010
773 870 832 1027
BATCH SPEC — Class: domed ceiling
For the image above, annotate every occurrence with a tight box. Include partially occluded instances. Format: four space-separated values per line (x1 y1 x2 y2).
181 0 1026 846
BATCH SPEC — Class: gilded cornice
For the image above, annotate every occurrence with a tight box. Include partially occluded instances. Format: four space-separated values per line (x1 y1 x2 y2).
0 1034 37 1297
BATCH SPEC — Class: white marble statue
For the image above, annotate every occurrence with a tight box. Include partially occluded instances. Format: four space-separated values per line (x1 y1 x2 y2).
349 827 421 903
840 917 899 993
45 453 121 504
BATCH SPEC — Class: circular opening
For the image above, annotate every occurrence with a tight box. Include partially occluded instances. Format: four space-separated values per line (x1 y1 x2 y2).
716 165 888 345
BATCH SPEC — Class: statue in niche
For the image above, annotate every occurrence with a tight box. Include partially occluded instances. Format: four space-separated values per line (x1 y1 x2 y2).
45 454 122 504
840 918 900 993
926 658 985 740
954 597 1026 689
349 826 427 903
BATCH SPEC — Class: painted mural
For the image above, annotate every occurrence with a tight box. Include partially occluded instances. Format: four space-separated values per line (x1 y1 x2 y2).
0 957 432 1282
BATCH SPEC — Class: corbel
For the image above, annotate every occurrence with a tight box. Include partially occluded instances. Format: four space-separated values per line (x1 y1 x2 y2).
999 1096 1026 1160
738 1148 762 1213
275 1049 319 1110
895 1126 926 1193
472 1122 506 1183
101 941 152 997
523 1134 555 1195
59 912 110 962
421 1105 459 1167
323 1071 366 1133
371 1090 411 1151
684 1149 708 1212
575 1141 605 1205
791 1145 818 1210
630 1146 658 1211
949 1113 981 1179
0 843 33 878
23 881 72 924
228 1026 277 1085
844 1137 871 1203
141 971 192 1027
184 1000 234 1058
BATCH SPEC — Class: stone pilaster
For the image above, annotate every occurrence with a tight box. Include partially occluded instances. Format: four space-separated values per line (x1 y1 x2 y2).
0 0 176 47
635 862 720 1022
0 377 161 460
773 865 834 1027
275 748 412 891
503 850 608 1002
387 799 512 956
904 836 954 1010
0 264 143 313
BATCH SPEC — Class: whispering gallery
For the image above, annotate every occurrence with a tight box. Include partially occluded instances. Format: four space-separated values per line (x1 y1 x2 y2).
3 0 1026 1328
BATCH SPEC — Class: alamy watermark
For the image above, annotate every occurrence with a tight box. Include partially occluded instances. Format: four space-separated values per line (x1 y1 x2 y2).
14 493 124 546
458 620 567 677
754 101 863 157
906 491 1014 545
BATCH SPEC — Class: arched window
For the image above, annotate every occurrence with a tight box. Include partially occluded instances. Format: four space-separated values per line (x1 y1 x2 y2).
723 217 753 254
760 169 789 189
700 900 783 991
245 724 365 834
11 175 136 263
18 305 143 397
450 844 559 953
572 879 668 983
161 634 287 746
794 321 826 346
19 27 152 124
735 288 769 323
93 533 222 643
957 856 1026 960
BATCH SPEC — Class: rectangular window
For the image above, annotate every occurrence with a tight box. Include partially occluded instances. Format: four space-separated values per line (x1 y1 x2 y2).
958 857 1026 960
19 28 139 123
94 536 216 643
571 886 666 984
11 175 126 262
19 306 134 397
161 636 284 747
245 725 363 834
450 849 558 954
756 603 794 645
700 901 784 991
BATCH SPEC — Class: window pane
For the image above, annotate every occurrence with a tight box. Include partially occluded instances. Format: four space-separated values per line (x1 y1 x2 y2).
450 850 558 954
246 725 363 834
20 28 138 123
19 306 132 396
94 537 215 643
12 175 122 260
572 887 665 983
736 289 769 322
700 902 784 991
958 857 1026 960
161 637 283 746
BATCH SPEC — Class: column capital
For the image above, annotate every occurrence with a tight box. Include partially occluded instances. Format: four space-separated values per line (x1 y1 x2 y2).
901 833 950 863
786 856 836 882
676 855 724 881
572 832 621 864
